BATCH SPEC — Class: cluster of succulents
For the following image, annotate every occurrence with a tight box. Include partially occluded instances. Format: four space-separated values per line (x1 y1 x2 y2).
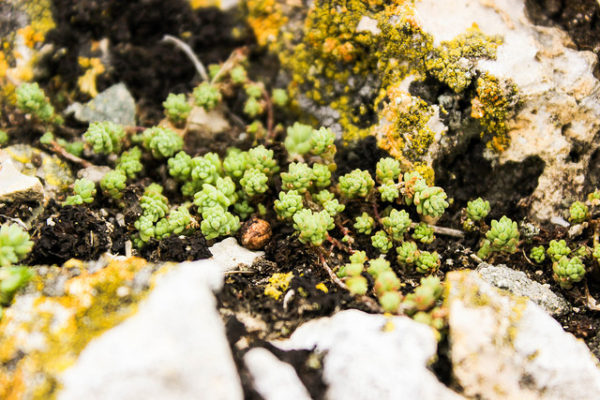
15 82 58 123
84 121 126 155
477 216 520 259
0 224 34 312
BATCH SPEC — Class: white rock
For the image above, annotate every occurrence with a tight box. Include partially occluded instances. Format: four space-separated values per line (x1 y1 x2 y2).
59 238 263 400
415 0 600 221
244 347 312 400
0 158 44 203
273 309 464 400
446 270 600 400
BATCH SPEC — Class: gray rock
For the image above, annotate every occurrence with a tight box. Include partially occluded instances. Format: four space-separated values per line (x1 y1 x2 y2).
477 263 570 316
59 238 263 400
0 158 44 203
244 347 312 400
446 270 600 400
66 83 136 126
273 309 464 400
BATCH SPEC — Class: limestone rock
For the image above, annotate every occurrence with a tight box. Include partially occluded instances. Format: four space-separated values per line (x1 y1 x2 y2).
272 309 464 400
446 270 600 400
58 238 262 400
244 347 312 400
477 263 570 316
66 83 136 126
0 158 44 203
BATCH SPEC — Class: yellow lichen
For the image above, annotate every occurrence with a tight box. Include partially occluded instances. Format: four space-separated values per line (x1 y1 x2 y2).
189 0 221 8
315 282 328 293
77 57 106 98
264 272 293 300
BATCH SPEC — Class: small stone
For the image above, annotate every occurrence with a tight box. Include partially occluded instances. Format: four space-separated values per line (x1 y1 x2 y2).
0 158 44 203
240 217 272 250
477 263 570 316
66 83 136 126
244 347 312 400
77 165 112 183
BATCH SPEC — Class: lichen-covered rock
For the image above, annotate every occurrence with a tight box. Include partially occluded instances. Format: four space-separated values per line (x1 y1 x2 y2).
1 144 74 196
445 270 600 400
247 0 600 221
0 158 44 203
0 257 155 399
57 238 262 400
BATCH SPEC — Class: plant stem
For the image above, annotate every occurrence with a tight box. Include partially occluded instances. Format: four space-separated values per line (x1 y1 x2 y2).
162 35 209 82
47 140 93 168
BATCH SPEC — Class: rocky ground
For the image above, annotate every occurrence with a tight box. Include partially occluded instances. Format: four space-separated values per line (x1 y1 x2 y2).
1 0 600 399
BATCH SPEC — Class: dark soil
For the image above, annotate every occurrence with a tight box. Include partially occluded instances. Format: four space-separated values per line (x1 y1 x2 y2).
43 0 254 123
140 232 212 263
29 202 111 264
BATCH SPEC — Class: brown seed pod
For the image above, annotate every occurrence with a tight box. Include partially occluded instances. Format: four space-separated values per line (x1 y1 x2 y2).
240 217 272 250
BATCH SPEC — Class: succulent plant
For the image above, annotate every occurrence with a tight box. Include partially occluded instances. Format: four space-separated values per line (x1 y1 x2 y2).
0 266 33 306
412 222 435 244
141 127 183 159
374 270 401 297
569 201 589 224
247 145 279 176
413 186 448 219
201 206 240 240
64 178 96 206
223 148 249 180
100 170 127 200
529 245 545 264
376 157 401 183
281 162 313 193
552 256 585 289
312 163 332 189
292 209 334 246
83 121 126 155
240 169 269 197
371 230 393 253
168 151 193 181
485 215 520 254
244 97 264 117
116 146 143 179
338 169 375 199
547 239 571 263
354 212 375 235
0 224 33 268
396 241 420 266
378 183 400 203
274 190 304 220
285 122 314 156
415 251 440 274
271 88 288 106
382 209 411 241
163 93 192 125
193 82 222 110
310 127 335 157
366 256 391 279
466 197 490 222
16 82 55 122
